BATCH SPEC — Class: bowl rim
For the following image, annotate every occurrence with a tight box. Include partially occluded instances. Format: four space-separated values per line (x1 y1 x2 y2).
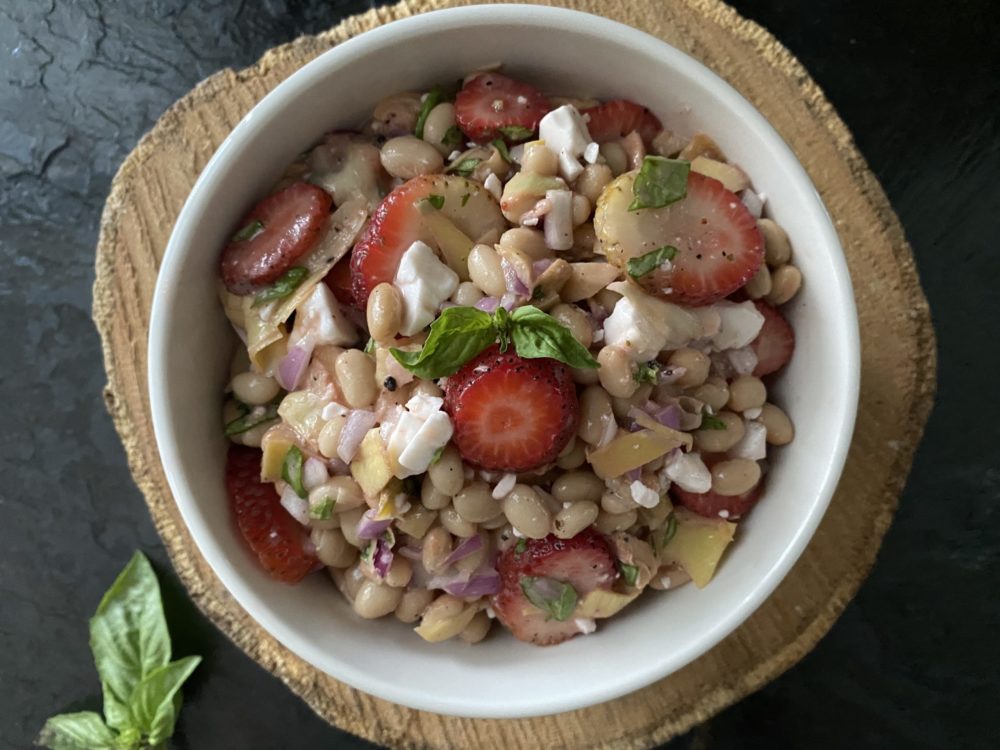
148 3 860 718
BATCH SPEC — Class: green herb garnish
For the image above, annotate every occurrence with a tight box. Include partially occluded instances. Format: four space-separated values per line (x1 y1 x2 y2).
310 497 336 520
660 514 678 548
281 445 306 498
390 305 599 380
634 362 660 385
627 245 678 278
252 266 309 307
427 194 445 210
442 124 463 147
460 193 471 207
231 219 264 242
364 337 376 354
700 409 726 430
619 563 639 587
36 553 200 750
490 138 512 162
629 156 690 211
515 538 528 554
224 398 280 436
520 576 578 621
414 86 444 139
498 124 535 141
450 157 481 177
430 445 446 465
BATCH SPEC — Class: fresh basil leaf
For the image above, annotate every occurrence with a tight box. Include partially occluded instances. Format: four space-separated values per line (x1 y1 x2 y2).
127 656 201 745
414 86 443 139
252 266 308 307
391 306 496 379
699 409 726 430
231 219 263 243
520 576 578 621
450 157 481 177
660 514 678 548
490 138 512 162
88 552 170 733
628 156 690 211
618 563 639 587
515 538 527 554
627 245 678 278
427 194 445 210
310 497 336 520
498 124 534 141
36 712 118 750
492 306 512 352
634 362 659 385
510 305 599 369
282 445 306 498
442 125 463 147
223 399 280 437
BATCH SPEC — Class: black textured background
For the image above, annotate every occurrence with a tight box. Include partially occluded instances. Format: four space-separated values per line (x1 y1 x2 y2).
1 1 997 748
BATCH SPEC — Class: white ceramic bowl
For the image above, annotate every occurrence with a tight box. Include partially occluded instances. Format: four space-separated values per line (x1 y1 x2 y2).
149 5 859 718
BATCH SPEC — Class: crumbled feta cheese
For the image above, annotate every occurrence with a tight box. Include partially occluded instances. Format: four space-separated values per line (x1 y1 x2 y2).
485 606 496 619
321 402 350 421
386 394 454 477
729 420 767 461
492 472 517 499
398 412 454 474
727 345 759 375
663 452 711 493
718 509 730 519
448 149 462 161
543 189 574 251
405 392 444 420
289 283 357 350
593 329 605 343
483 171 502 200
393 240 459 335
710 300 765 351
575 617 597 635
630 480 660 508
511 527 524 538
603 281 703 361
583 141 600 164
538 105 592 181
660 576 672 589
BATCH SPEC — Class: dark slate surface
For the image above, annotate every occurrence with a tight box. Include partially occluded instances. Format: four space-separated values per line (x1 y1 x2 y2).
1 1 996 748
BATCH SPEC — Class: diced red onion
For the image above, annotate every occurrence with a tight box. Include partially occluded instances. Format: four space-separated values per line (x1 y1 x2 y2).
474 296 500 313
728 346 759 376
740 189 765 218
337 409 376 463
276 345 310 391
626 467 642 482
373 536 394 578
326 456 349 475
397 545 423 561
587 298 609 323
279 487 310 526
302 457 329 492
501 258 530 297
532 259 554 276
442 534 483 566
653 404 683 430
427 567 500 597
499 292 519 311
357 509 392 540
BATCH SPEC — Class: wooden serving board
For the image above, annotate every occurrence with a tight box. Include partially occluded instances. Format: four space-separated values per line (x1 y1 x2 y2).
92 0 936 747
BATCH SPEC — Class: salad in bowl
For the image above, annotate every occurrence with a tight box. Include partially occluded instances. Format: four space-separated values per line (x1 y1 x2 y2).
216 68 801 646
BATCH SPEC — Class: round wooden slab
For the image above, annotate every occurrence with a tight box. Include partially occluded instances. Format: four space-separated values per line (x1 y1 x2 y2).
92 0 936 747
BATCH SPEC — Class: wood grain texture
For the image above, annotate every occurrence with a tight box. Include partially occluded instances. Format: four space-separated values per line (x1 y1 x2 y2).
91 0 936 747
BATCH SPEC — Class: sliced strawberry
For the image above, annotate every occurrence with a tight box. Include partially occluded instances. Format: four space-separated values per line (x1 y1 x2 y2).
351 174 506 306
454 73 551 142
225 445 319 584
581 99 662 144
323 253 356 307
444 346 580 473
220 182 332 295
751 301 795 376
671 480 764 520
493 529 616 645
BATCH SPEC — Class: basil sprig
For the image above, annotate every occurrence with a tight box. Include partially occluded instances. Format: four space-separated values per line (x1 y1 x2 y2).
36 553 201 750
627 245 678 278
252 266 308 307
414 86 444 139
282 445 306 498
520 576 578 621
498 124 534 141
390 305 599 379
629 156 690 211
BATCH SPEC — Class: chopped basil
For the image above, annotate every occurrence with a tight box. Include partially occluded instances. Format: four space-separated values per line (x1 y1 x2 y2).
627 245 678 278
430 445 445 465
660 514 678 548
498 125 534 142
634 362 660 385
231 219 264 242
490 138 512 162
531 285 546 301
224 399 280 436
515 538 528 554
628 156 690 211
450 157 481 177
281 445 306 498
252 266 309 307
364 337 375 354
700 409 727 430
442 125 463 147
360 539 375 565
618 562 639 588
460 193 471 207
427 194 445 210
414 86 443 140
310 497 335 520
520 576 578 621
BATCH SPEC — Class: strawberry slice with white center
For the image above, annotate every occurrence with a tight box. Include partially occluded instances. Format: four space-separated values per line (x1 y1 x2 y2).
595 171 764 306
443 345 579 473
350 175 506 307
493 529 617 645
751 300 795 376
454 73 551 142
219 181 332 295
581 99 662 144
